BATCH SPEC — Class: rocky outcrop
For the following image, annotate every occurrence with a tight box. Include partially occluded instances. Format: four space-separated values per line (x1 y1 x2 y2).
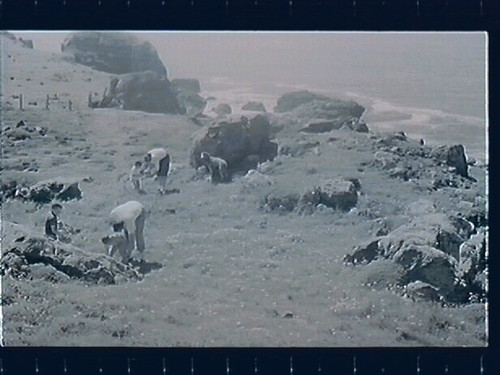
0 32 34 49
1 236 142 285
96 72 181 114
263 177 360 215
190 115 278 173
430 144 469 178
242 101 267 112
13 177 92 204
171 79 206 116
61 32 167 76
274 91 365 121
344 214 485 303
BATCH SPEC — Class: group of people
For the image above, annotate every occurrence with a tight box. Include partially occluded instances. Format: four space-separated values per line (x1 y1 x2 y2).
45 147 229 265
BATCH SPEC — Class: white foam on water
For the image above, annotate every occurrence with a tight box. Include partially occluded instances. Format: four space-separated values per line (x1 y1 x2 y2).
199 79 487 162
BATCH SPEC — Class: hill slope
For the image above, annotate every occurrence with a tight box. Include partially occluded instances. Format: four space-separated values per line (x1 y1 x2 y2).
0 36 487 346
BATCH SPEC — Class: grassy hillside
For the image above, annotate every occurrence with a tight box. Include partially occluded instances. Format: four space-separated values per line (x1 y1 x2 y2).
0 36 487 347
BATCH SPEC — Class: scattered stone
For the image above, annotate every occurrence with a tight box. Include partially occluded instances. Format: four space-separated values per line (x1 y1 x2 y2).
1 236 143 284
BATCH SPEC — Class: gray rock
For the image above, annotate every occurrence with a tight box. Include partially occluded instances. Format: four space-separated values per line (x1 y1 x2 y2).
242 101 266 112
190 115 278 173
171 79 206 116
17 177 89 204
430 144 469 177
318 178 358 211
393 245 459 300
300 121 343 133
458 230 486 282
344 239 381 265
1 236 142 284
62 32 167 76
213 103 233 116
405 281 441 302
98 72 181 114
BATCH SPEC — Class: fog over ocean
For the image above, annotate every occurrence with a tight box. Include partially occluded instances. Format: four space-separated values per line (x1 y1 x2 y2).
17 31 487 160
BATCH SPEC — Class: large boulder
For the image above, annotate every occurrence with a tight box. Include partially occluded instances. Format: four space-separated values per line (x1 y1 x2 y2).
344 214 480 303
0 236 142 284
458 230 487 286
61 32 167 76
317 178 359 211
213 103 233 116
430 144 469 178
190 115 278 173
242 101 267 112
97 72 181 114
171 79 206 116
274 91 365 122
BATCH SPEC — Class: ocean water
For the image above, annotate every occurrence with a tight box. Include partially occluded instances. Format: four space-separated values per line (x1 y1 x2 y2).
170 33 487 162
17 32 488 161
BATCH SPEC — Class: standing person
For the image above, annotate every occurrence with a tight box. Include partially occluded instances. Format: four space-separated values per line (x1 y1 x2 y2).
45 203 63 240
130 161 144 192
143 148 170 194
109 201 146 263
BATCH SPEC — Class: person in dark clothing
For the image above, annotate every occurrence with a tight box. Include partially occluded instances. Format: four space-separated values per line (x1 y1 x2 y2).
157 153 170 194
45 203 63 240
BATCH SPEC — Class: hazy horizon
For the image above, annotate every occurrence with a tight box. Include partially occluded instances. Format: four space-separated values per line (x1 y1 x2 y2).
11 31 487 120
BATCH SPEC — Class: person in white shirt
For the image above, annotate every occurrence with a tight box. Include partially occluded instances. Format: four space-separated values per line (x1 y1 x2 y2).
108 200 146 262
142 148 170 194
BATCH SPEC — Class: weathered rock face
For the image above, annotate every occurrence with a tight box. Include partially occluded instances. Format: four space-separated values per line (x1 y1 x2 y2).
0 236 142 285
96 72 181 114
242 101 267 112
344 214 485 303
274 90 365 121
430 144 469 177
61 32 167 76
190 115 278 173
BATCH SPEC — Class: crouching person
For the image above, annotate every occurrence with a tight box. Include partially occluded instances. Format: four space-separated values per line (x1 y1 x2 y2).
200 152 228 183
105 200 146 263
101 233 129 263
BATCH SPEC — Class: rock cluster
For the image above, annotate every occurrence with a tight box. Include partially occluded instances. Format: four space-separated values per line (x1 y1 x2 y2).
190 114 278 173
264 177 360 214
62 32 167 76
1 236 142 285
12 177 91 204
344 213 487 303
